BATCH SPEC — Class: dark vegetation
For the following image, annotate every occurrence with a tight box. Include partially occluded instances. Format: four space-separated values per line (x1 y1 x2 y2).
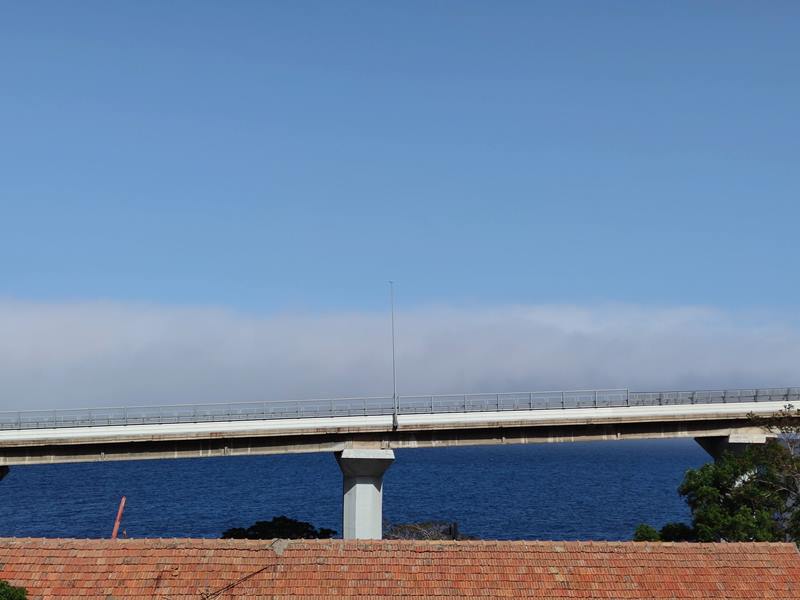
634 405 800 543
384 521 472 540
222 515 336 540
222 516 472 541
0 580 27 600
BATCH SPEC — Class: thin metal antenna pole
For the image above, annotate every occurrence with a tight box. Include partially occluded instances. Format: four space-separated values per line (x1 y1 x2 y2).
390 281 398 429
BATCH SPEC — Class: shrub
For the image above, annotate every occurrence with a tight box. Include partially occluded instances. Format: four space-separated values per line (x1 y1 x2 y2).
0 580 27 600
222 515 335 539
633 524 660 541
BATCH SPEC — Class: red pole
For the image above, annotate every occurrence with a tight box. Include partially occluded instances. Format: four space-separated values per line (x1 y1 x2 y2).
111 496 126 540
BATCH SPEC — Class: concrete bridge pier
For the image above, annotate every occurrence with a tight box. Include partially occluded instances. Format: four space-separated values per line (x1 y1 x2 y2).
695 432 768 461
0 466 8 482
335 448 394 540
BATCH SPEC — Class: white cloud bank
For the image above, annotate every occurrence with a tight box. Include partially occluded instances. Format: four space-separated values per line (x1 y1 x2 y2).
0 300 797 410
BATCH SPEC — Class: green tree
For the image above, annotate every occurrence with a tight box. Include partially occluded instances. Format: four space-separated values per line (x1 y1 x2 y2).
634 405 800 543
633 522 694 542
0 580 27 600
658 522 695 541
634 439 800 543
679 442 791 542
746 404 800 540
632 524 660 541
222 515 336 539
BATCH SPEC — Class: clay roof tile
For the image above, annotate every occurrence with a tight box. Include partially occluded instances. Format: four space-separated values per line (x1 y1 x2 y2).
0 538 798 599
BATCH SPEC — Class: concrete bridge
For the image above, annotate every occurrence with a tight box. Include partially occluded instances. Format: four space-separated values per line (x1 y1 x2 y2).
1 387 797 539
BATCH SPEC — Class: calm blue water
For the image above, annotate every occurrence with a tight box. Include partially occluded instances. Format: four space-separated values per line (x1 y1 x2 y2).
0 440 708 540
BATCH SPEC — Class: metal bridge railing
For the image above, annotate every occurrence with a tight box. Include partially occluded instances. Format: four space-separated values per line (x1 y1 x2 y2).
0 387 798 431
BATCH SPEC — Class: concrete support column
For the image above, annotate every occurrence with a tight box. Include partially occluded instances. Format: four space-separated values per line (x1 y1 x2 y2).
695 432 767 461
335 448 394 540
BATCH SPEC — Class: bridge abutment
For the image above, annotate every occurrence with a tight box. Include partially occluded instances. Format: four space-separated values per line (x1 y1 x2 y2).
695 432 768 461
335 448 394 540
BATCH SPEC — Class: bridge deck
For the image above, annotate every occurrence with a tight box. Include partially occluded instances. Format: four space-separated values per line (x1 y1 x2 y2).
1 387 798 431
1 388 796 466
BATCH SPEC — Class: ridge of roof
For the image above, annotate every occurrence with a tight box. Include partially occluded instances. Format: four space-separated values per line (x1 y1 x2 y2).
0 536 797 552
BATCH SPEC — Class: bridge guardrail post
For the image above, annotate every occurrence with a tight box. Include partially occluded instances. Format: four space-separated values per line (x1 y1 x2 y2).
594 391 598 408
561 391 565 409
464 394 467 413
529 392 533 410
496 394 500 411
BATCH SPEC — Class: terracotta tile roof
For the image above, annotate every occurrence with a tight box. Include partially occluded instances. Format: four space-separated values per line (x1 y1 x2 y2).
0 538 798 599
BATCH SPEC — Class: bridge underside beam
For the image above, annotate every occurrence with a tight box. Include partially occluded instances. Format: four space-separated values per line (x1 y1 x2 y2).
0 419 771 466
695 432 768 461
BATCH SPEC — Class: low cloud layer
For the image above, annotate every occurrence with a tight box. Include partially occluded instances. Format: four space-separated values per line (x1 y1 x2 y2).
0 300 798 410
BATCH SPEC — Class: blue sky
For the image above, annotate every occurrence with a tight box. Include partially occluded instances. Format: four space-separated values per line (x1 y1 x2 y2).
1 3 799 407
2 2 798 312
